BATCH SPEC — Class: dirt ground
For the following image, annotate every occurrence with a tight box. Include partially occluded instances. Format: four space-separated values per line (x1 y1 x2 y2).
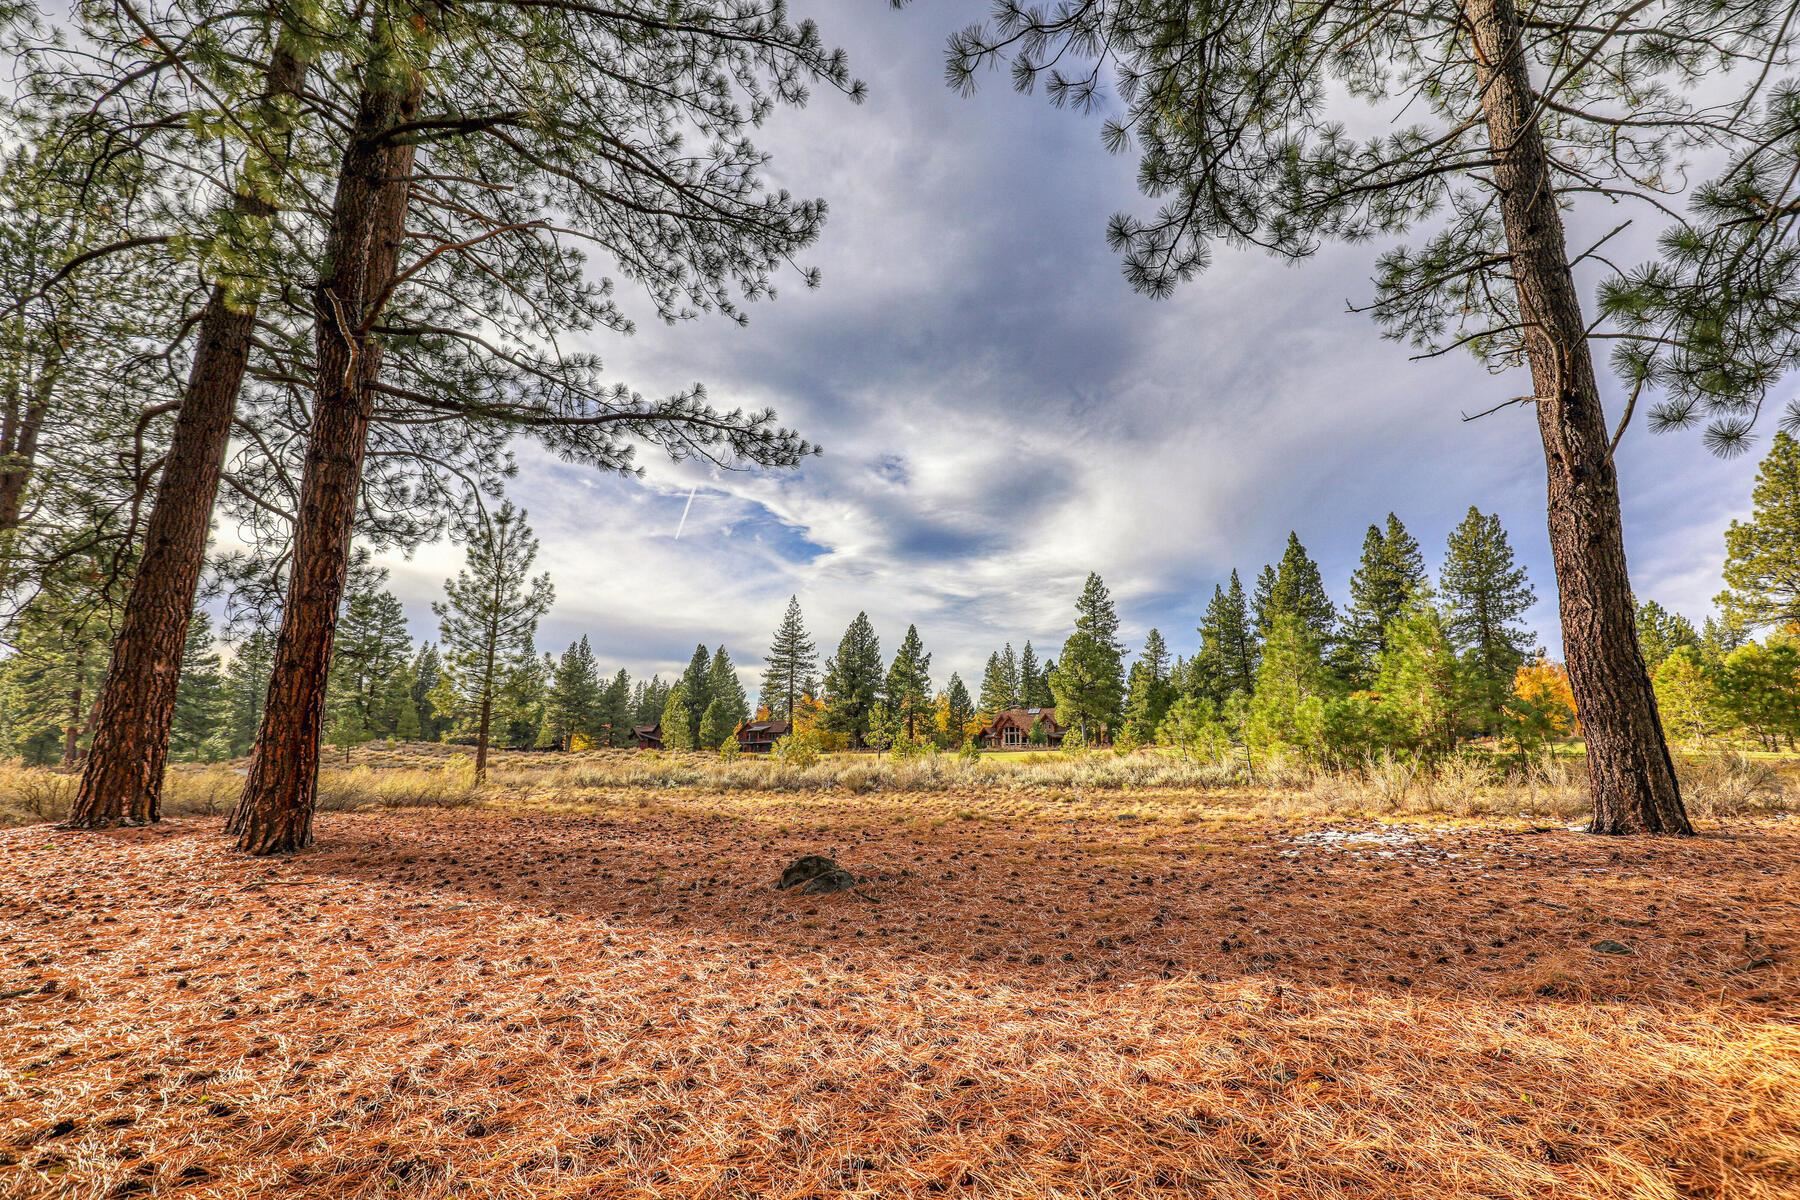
2 793 1796 1198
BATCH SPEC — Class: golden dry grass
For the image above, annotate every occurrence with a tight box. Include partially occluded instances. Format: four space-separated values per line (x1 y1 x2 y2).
8 740 1788 831
2 787 1797 1198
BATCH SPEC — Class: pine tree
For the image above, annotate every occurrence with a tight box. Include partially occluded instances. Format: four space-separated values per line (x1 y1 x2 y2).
1076 573 1125 654
820 612 883 746
944 673 976 745
637 676 670 726
1258 533 1337 645
1372 601 1470 756
759 596 818 721
499 651 550 752
660 683 695 750
1246 615 1333 762
1049 572 1126 739
997 643 1021 708
1195 571 1258 701
427 667 463 742
545 637 603 750
1251 564 1279 635
392 662 422 740
1652 648 1727 747
702 646 749 747
678 643 712 744
170 611 227 761
1636 601 1700 672
425 502 554 782
327 583 415 740
221 630 276 758
600 669 633 746
978 651 1014 715
1 593 112 768
1340 514 1428 684
976 644 1024 712
883 624 933 742
1717 636 1800 751
1120 628 1173 743
324 686 371 764
410 643 446 741
1018 641 1051 706
1700 614 1751 667
699 697 737 749
1440 508 1536 732
1720 432 1800 630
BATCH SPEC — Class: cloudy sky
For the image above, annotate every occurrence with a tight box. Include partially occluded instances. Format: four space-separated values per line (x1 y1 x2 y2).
375 0 1766 694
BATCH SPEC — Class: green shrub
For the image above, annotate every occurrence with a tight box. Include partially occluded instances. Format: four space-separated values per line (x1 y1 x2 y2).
890 736 930 762
772 730 822 768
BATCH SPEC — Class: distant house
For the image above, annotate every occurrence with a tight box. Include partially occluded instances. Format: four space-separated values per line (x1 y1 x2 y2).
736 718 791 754
977 706 1064 750
629 723 663 750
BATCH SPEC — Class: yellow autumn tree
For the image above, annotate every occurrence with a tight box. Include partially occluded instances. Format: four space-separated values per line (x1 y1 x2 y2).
1509 656 1579 739
790 692 843 751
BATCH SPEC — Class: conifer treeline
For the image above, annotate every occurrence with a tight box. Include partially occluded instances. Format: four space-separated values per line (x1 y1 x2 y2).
7 436 1797 765
1041 508 1542 759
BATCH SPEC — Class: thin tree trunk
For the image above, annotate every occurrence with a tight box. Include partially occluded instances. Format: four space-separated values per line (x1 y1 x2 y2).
475 550 502 781
1465 0 1690 835
0 356 53 535
475 693 492 782
60 644 84 770
66 32 312 830
229 43 423 855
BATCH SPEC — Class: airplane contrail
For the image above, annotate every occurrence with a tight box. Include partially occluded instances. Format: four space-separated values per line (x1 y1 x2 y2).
673 485 698 539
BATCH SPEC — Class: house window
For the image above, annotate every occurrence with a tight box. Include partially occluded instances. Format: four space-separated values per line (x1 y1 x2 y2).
1003 728 1023 746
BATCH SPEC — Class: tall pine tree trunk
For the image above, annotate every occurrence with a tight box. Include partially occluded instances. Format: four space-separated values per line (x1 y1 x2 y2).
1465 0 1690 835
229 39 423 855
66 32 311 830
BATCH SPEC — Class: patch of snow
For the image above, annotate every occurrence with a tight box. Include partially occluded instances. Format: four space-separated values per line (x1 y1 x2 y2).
1289 828 1422 848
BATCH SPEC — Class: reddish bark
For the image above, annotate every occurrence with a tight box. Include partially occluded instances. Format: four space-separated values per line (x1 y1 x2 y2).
229 54 424 855
66 36 312 829
1465 0 1690 834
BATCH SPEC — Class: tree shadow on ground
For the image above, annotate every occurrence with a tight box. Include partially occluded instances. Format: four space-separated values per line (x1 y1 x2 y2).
275 806 1796 1006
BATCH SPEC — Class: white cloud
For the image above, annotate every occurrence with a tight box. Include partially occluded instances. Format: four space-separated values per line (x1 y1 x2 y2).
370 0 1767 688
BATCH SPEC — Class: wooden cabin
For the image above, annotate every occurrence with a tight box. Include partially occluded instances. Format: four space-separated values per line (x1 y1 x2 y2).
736 718 791 754
976 706 1065 750
629 723 663 750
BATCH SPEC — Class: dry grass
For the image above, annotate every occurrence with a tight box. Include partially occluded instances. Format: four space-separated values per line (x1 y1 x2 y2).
1 784 1796 1199
4 744 1791 831
0 758 481 829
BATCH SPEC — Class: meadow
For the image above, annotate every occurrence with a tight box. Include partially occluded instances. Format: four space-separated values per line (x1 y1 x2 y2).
4 741 1797 830
2 748 1796 1198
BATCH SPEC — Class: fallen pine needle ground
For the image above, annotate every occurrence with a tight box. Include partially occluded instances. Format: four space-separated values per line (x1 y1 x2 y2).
1 791 1796 1198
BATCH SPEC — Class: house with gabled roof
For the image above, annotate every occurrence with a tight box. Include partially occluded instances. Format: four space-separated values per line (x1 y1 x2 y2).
736 718 791 754
976 706 1064 750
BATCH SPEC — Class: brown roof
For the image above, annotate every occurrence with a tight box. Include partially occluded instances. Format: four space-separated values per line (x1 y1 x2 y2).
980 707 1060 734
738 720 791 737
